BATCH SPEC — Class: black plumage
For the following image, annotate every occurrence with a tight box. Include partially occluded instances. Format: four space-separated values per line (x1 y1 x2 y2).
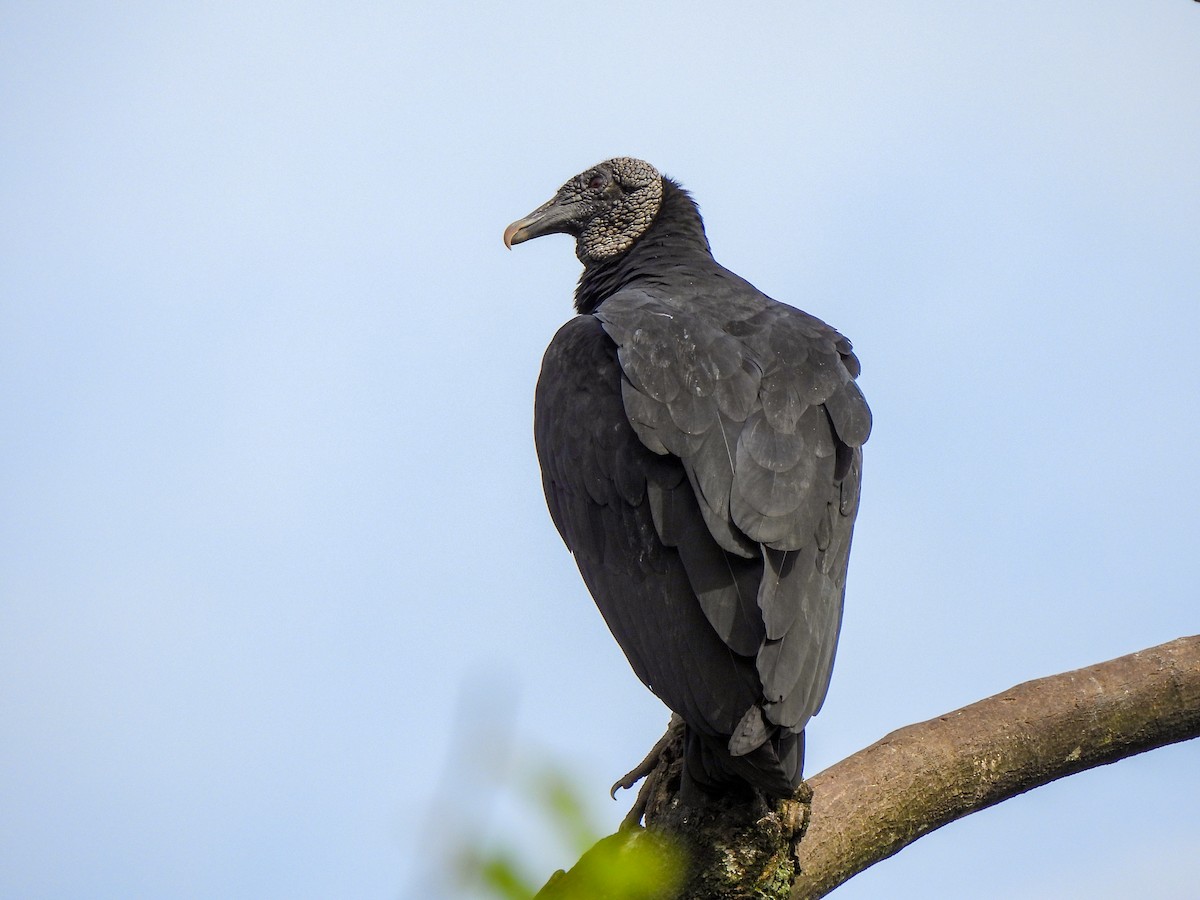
506 158 870 797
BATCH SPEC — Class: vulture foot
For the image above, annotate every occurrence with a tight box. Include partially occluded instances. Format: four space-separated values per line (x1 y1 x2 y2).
612 715 685 829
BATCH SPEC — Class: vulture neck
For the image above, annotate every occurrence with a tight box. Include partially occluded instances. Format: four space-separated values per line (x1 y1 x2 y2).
574 179 714 315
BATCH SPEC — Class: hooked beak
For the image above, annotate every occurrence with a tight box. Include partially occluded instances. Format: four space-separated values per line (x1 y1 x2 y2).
503 196 580 249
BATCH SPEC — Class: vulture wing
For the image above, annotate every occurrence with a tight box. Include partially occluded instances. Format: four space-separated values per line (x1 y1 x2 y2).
535 284 869 793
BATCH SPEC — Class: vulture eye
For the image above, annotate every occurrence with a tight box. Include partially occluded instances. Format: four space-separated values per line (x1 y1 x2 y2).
587 172 607 190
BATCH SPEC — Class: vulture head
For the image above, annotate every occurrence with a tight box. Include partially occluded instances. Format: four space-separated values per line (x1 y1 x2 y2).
504 157 664 263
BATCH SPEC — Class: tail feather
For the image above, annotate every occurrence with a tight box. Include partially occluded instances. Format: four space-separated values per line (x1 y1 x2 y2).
684 727 804 798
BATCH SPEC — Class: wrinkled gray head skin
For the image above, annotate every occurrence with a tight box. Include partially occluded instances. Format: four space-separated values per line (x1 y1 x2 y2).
504 157 664 263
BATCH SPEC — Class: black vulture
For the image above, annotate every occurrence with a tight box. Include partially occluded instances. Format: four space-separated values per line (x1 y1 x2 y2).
505 158 871 799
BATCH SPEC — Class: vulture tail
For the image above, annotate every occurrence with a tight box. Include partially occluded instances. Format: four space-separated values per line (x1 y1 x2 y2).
683 727 804 799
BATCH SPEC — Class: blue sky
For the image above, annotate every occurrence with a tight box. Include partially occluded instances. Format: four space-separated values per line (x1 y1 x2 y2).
2 3 1197 898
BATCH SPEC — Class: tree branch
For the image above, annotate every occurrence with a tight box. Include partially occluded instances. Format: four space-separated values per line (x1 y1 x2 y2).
791 634 1200 898
535 636 1200 899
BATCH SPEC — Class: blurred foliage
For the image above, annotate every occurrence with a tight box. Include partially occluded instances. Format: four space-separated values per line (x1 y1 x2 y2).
458 767 682 900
